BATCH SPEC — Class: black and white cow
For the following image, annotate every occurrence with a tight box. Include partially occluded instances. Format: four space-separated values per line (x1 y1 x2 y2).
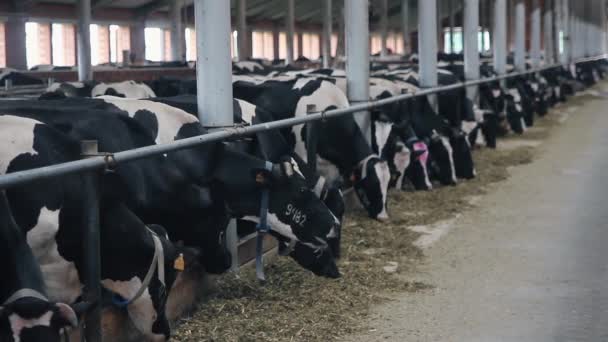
0 189 78 342
232 77 392 220
22 96 342 278
0 114 197 341
41 80 156 99
0 69 44 87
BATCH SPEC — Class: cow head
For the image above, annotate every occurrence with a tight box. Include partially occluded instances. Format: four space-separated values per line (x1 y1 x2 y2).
406 141 432 191
0 297 77 342
352 156 391 221
252 157 341 278
427 132 457 186
450 128 476 179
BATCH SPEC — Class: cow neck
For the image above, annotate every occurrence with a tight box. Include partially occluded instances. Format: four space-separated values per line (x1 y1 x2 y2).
0 192 46 301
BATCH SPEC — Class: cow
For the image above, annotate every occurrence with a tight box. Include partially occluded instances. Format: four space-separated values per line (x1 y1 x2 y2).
41 80 156 99
0 189 79 342
232 77 392 220
93 96 342 276
148 94 346 258
0 114 199 341
16 96 342 278
0 69 44 87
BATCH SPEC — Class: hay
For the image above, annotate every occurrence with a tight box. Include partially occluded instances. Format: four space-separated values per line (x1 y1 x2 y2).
172 114 556 342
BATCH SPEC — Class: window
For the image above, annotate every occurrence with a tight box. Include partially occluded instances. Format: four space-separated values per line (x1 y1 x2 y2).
252 30 274 60
51 23 76 67
145 27 165 62
301 33 320 59
278 32 299 59
185 27 196 61
90 24 99 65
26 22 40 69
0 22 5 67
444 28 491 54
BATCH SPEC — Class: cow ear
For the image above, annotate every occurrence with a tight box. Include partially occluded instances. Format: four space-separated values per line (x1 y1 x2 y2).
55 303 78 328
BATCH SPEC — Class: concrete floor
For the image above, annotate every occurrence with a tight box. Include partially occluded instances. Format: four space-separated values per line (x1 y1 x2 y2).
344 86 608 342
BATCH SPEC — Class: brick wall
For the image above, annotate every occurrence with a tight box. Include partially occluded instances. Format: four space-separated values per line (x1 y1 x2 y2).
63 24 76 66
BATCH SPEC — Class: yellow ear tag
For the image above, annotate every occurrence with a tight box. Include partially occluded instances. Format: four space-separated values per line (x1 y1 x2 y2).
174 253 185 272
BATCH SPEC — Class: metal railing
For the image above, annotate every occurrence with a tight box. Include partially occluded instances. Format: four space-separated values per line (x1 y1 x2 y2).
0 53 605 340
0 54 605 190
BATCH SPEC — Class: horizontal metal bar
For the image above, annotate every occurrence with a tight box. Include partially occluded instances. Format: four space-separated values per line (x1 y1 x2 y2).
0 54 605 190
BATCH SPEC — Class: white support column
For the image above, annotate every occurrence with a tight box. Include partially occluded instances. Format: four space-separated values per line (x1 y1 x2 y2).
345 0 371 143
514 0 526 71
602 0 608 54
237 0 248 61
464 0 480 103
544 0 555 64
77 0 92 81
380 0 389 57
5 15 27 70
286 0 295 65
531 0 542 67
170 0 185 61
419 0 439 109
561 0 571 63
494 0 508 75
401 0 411 54
322 0 332 67
194 0 237 271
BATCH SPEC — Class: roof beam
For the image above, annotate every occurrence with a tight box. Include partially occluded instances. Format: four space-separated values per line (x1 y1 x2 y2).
92 0 117 10
135 0 171 17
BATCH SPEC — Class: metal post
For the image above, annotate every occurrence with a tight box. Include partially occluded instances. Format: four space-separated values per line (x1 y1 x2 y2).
545 0 555 64
380 0 389 57
237 0 248 61
419 0 439 109
77 0 92 81
345 0 371 143
401 0 411 55
170 0 185 61
322 0 333 67
286 0 295 65
80 141 101 342
464 0 480 103
531 0 542 67
194 0 238 271
494 0 507 75
514 0 526 71
437 0 444 51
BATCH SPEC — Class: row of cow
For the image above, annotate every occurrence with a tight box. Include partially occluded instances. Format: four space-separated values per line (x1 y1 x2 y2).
1 56 606 341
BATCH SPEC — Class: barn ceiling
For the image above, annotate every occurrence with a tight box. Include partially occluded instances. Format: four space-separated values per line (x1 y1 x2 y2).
28 0 462 29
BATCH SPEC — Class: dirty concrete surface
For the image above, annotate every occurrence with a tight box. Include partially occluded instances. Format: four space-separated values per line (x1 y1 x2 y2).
343 87 608 342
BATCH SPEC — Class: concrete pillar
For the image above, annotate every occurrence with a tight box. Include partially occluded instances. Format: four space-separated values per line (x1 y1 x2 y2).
286 0 295 64
437 0 443 51
170 0 185 61
298 32 304 58
194 0 236 271
130 17 146 64
560 0 570 62
322 0 332 67
464 0 480 102
419 0 439 109
380 0 389 57
401 0 411 54
236 0 248 61
544 0 555 64
5 15 27 70
514 0 526 71
345 0 371 143
493 0 507 75
273 23 280 61
77 0 93 80
530 0 542 67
